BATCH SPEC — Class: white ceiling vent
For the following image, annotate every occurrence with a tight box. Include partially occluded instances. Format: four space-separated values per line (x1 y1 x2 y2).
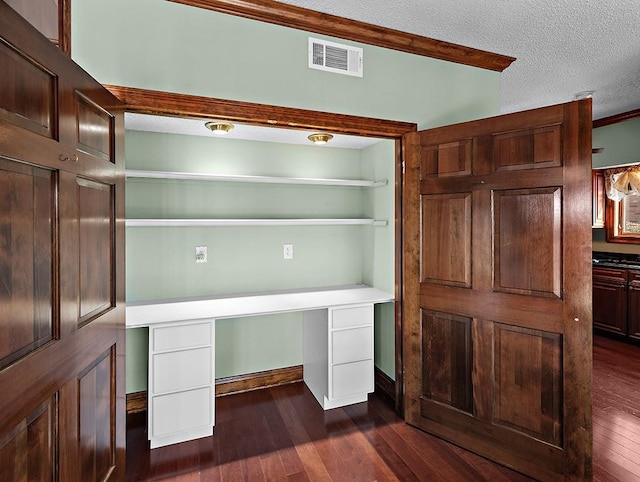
308 37 363 77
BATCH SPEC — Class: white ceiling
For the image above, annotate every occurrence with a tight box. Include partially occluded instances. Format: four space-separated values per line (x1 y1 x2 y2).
125 113 385 149
280 0 640 121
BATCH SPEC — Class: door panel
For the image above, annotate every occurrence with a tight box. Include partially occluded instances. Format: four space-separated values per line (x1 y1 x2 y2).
403 100 592 481
0 397 56 481
0 157 54 370
78 177 114 326
0 38 56 139
0 3 125 480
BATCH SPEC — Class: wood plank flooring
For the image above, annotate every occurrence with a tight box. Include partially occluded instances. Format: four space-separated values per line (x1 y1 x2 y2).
127 335 640 481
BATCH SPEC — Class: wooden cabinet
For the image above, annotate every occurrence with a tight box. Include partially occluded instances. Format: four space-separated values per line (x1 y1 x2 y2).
627 272 640 340
593 267 627 335
0 3 125 480
592 169 606 228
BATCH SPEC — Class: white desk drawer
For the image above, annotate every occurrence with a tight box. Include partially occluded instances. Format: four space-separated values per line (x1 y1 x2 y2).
152 347 211 394
151 387 212 437
331 305 373 329
331 359 374 399
331 326 372 365
152 321 212 352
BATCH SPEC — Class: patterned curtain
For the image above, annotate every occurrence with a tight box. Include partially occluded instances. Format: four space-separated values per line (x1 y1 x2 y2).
604 164 640 201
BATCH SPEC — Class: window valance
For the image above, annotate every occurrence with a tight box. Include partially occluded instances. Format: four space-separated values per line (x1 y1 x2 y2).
604 164 640 201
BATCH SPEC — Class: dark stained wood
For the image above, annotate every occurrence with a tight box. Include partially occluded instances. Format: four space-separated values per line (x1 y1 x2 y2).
167 0 515 72
105 84 416 139
0 159 54 370
59 0 71 55
216 365 303 396
403 100 593 480
593 107 640 128
126 391 148 415
126 382 534 481
593 267 628 335
627 272 640 340
393 139 404 413
124 335 640 482
0 3 126 480
0 397 55 481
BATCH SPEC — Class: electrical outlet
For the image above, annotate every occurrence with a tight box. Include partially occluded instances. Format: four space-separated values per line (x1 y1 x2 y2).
195 246 208 263
283 243 293 260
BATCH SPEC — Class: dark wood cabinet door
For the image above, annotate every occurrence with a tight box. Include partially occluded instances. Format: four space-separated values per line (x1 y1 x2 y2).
592 267 628 335
627 272 640 340
0 3 125 481
403 100 593 480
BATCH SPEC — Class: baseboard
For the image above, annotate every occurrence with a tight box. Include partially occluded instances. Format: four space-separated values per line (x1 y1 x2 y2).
126 391 148 414
127 364 397 414
126 365 303 414
374 366 396 404
215 365 303 397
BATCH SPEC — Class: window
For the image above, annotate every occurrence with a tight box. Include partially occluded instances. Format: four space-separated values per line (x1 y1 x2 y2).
605 165 640 243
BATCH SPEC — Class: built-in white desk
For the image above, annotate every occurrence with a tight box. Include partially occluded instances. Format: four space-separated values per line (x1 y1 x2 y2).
126 285 394 448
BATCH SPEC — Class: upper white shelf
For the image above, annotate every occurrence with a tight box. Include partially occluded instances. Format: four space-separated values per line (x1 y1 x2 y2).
126 170 388 188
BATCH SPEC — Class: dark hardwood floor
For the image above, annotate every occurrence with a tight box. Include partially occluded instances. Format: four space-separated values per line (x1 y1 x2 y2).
127 335 640 481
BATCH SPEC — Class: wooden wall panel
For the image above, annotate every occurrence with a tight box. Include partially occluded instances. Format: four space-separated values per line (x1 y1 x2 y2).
78 349 115 482
494 324 562 446
421 310 472 413
75 92 114 163
77 178 114 326
0 397 56 481
493 187 562 298
0 39 56 139
493 126 561 171
420 140 472 179
0 157 54 370
421 192 471 287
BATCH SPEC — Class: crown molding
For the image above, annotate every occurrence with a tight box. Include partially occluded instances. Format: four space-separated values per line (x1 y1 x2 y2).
593 108 640 128
167 0 515 72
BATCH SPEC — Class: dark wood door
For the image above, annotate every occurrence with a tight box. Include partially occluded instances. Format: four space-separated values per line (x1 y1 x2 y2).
403 100 593 481
0 2 125 480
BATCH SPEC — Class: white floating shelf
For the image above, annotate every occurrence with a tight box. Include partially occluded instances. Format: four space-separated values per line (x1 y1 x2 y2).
126 170 387 188
126 218 388 227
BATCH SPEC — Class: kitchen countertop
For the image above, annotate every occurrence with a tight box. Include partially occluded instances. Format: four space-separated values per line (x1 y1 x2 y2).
593 251 640 270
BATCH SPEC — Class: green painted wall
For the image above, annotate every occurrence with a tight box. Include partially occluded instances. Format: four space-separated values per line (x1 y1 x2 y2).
72 0 502 393
71 0 499 128
124 131 396 392
592 118 640 255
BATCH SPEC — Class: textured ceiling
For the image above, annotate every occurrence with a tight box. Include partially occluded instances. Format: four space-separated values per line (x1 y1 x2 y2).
278 0 640 120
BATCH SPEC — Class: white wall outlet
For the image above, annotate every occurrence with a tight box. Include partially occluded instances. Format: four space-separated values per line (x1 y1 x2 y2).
195 246 208 263
283 243 293 260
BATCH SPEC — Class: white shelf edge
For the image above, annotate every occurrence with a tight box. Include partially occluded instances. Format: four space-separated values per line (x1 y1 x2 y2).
126 218 388 227
126 170 387 188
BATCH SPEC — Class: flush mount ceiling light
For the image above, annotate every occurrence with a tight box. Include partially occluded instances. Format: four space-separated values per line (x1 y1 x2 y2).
205 121 234 135
574 91 594 99
307 133 333 145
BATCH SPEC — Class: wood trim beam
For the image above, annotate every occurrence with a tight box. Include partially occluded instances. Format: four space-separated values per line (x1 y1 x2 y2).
167 0 515 72
105 85 416 139
126 391 147 414
593 108 640 128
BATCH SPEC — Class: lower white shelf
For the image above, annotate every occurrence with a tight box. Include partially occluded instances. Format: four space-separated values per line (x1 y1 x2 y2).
126 218 388 227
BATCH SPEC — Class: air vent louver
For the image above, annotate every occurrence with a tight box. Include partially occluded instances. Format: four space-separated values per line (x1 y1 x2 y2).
308 37 363 77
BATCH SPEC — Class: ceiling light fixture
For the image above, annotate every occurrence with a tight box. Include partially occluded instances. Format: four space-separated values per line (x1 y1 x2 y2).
205 121 234 135
307 133 333 145
574 91 594 99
